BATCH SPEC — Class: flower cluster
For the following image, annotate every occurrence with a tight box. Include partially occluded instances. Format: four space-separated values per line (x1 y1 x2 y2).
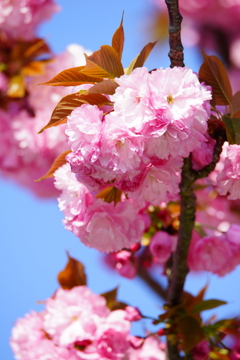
0 45 89 197
10 285 165 360
0 0 59 41
55 66 213 253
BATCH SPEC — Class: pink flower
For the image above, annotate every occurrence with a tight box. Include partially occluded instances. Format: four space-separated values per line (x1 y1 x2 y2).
95 310 131 360
66 104 103 161
191 134 216 170
129 157 182 206
150 231 177 264
0 45 89 197
74 199 144 253
0 0 59 41
124 306 142 321
216 145 240 200
129 335 166 360
192 341 210 360
44 286 109 347
10 311 78 360
115 250 138 279
188 234 235 276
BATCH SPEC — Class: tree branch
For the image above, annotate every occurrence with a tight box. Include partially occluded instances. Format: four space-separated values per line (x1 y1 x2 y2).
137 266 167 301
165 0 184 67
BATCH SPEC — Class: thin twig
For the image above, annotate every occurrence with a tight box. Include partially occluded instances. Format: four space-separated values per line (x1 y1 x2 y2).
137 266 167 301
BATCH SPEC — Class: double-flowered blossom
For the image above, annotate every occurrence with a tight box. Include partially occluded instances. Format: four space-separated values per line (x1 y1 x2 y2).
60 65 212 253
188 225 240 276
0 0 59 41
216 145 240 200
54 164 144 253
10 285 165 360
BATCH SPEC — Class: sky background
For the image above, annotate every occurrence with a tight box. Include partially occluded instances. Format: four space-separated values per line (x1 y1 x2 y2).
1 1 240 359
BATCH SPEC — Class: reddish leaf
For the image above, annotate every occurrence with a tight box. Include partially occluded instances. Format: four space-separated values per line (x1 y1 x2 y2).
35 150 71 181
112 14 124 60
222 115 240 145
58 253 87 289
88 79 119 95
132 41 157 70
232 91 240 117
199 51 232 106
22 59 53 76
38 92 110 133
178 315 205 353
81 45 124 79
41 66 103 86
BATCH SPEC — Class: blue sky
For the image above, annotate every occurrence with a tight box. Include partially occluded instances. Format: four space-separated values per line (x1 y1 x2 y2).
1 1 240 359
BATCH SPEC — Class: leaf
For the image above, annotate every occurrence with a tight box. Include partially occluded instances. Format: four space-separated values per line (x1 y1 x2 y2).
178 315 205 353
40 66 103 86
11 38 51 62
193 299 227 314
96 186 122 205
88 79 119 95
112 14 124 60
125 55 139 75
132 41 157 70
57 252 87 289
101 287 118 310
35 150 71 181
232 91 240 117
222 115 240 145
199 51 232 106
7 74 25 98
38 92 110 133
22 59 53 76
81 45 124 79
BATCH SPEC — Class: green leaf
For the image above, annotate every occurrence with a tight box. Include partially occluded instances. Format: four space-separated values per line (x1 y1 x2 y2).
38 93 110 133
125 55 139 75
40 66 103 86
193 299 227 314
112 14 124 60
35 150 71 181
132 41 157 70
178 315 205 353
57 252 87 289
199 51 232 106
81 45 124 79
88 79 119 95
222 115 240 145
232 91 240 117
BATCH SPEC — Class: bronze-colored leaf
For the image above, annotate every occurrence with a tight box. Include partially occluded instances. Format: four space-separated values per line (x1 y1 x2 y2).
58 252 87 289
222 115 240 145
125 55 139 75
112 14 124 60
38 92 110 133
96 186 122 205
81 45 124 79
35 150 71 181
110 301 128 311
178 315 205 353
11 38 51 62
101 287 118 310
7 74 25 98
199 51 233 106
232 91 240 117
88 79 119 95
132 41 157 70
22 59 53 76
41 66 103 86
